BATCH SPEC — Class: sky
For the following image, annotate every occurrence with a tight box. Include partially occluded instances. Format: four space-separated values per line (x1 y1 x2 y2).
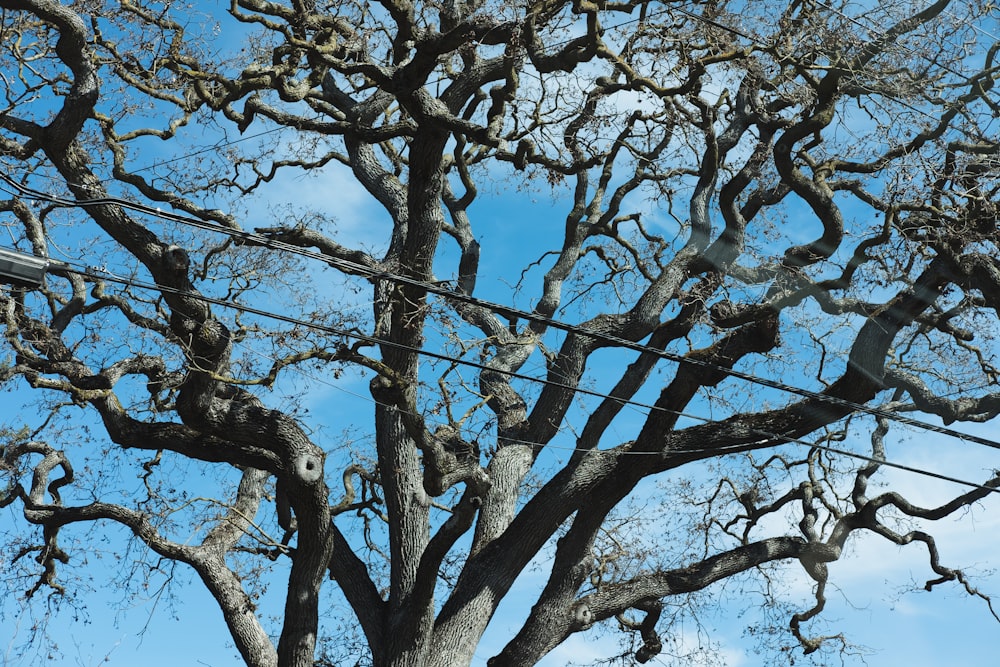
2 2 1000 667
3 159 999 667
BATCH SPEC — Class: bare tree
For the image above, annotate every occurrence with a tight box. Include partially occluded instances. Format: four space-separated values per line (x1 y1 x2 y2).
1 0 999 665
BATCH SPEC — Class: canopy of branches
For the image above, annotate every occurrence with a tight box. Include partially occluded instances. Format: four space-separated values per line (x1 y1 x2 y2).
1 1 999 666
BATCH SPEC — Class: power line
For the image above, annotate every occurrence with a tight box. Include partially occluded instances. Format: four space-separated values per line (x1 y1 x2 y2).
941 6 1000 43
236 338 1000 496
10 254 988 496
812 0 995 84
2 169 996 494
3 172 1000 459
26 0 962 193
55 259 706 423
672 4 755 42
128 126 289 176
659 1 995 130
0 5 996 468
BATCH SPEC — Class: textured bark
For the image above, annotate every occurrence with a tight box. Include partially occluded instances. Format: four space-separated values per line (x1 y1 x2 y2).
1 1 999 666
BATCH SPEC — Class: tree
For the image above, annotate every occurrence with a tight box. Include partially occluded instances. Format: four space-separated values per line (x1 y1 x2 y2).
1 0 999 665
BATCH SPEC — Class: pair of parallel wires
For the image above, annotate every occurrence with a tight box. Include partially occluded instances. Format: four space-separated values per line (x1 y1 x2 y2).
0 2 998 492
1 171 998 496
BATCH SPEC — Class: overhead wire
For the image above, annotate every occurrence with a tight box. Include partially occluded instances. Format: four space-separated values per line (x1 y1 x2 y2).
0 0 979 190
27 0 955 186
0 252 987 495
812 0 998 83
3 172 1000 460
673 1 983 126
74 0 979 216
0 262 984 493
0 5 996 491
237 338 1000 496
127 126 290 176
941 5 1000 43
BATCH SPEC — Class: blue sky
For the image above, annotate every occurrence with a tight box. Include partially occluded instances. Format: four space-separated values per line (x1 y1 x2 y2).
4 158 1000 667
3 3 1000 666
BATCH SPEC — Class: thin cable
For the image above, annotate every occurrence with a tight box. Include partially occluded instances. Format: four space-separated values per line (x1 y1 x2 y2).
4 174 1000 458
941 6 1000 43
128 126 289 175
55 259 671 412
813 0 993 83
0 5 994 501
36 259 1000 495
686 3 971 125
654 1 990 129
671 5 756 42
2 3 965 192
2 7 994 501
30 0 953 190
